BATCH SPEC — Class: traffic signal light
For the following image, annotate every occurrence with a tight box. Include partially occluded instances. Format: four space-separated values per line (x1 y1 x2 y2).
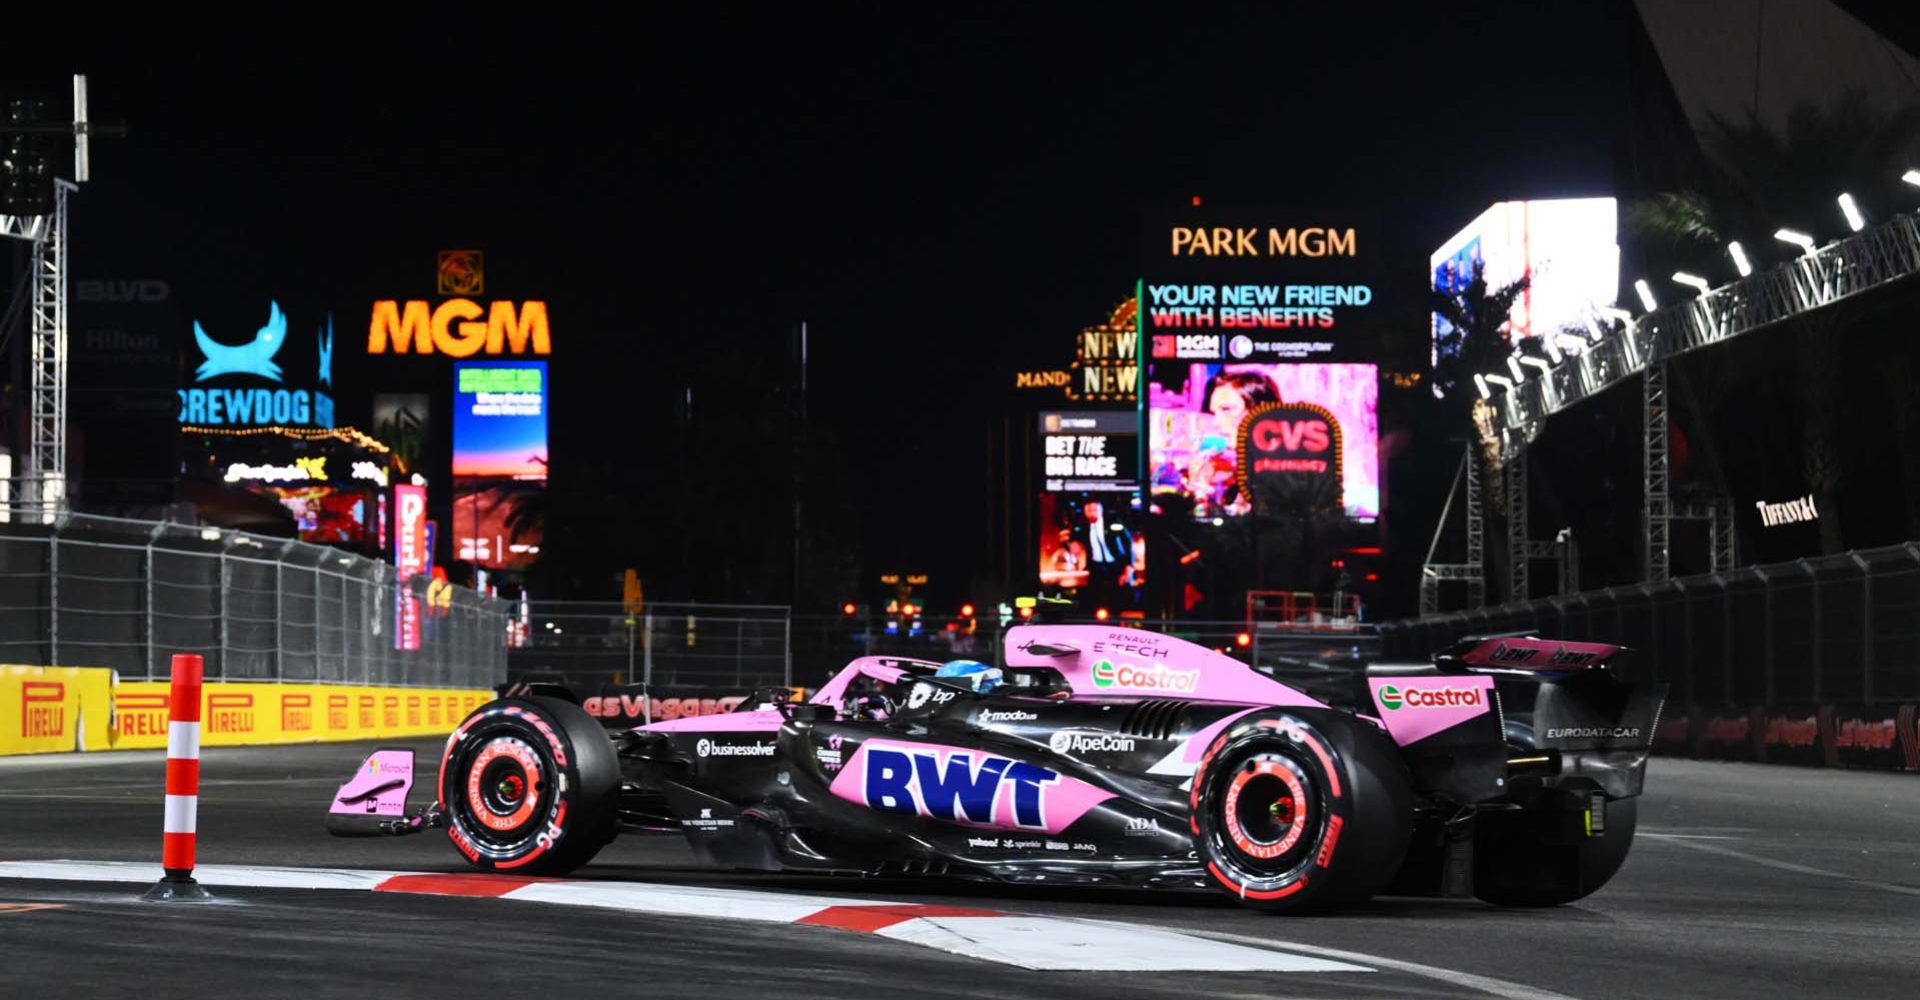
2 97 54 217
1235 632 1252 647
1094 607 1110 622
1017 606 1034 620
959 603 976 618
841 601 857 616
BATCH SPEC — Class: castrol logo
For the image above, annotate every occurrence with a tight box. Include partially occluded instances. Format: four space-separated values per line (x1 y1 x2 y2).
1378 684 1481 710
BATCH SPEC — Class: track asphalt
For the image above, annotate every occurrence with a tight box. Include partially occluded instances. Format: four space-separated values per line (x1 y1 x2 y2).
2 740 1915 999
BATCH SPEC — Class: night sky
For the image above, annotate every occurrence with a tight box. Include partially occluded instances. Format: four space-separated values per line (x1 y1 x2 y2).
11 4 1667 605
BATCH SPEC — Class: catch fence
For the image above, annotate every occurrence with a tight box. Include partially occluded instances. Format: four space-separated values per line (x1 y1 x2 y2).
1380 541 1920 705
0 509 510 688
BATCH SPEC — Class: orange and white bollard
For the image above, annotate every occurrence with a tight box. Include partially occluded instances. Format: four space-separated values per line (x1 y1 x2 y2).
144 653 212 902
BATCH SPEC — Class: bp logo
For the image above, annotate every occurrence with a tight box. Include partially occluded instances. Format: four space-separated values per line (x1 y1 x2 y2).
1379 685 1405 710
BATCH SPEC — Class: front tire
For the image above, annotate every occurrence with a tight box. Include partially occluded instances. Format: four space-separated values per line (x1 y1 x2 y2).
439 696 619 875
1191 711 1412 914
1472 795 1637 906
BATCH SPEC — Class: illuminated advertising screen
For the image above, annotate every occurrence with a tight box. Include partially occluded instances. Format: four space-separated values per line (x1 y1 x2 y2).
1142 213 1387 364
268 486 371 546
1148 362 1378 521
452 360 547 571
1429 198 1619 362
177 301 335 428
1038 411 1138 493
452 361 548 478
453 487 543 569
393 483 428 651
1037 491 1145 591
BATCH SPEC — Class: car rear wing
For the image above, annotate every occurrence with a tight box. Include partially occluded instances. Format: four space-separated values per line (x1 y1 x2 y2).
1435 634 1635 675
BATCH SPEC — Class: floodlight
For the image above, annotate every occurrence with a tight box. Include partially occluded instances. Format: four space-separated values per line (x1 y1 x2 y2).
1837 193 1864 232
1728 241 1752 277
1774 228 1816 255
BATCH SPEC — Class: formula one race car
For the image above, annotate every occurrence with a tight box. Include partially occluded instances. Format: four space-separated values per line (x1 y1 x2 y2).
327 625 1665 913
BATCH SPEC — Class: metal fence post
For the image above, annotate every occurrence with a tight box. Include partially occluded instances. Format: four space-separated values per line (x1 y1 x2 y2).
145 523 164 679
217 545 230 680
1757 566 1775 705
783 612 792 687
47 526 59 666
1851 552 1872 704
274 552 285 683
1803 559 1821 703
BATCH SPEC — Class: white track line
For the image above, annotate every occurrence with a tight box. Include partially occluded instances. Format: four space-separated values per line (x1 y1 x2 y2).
1641 834 1920 897
0 860 1368 973
1184 928 1587 1000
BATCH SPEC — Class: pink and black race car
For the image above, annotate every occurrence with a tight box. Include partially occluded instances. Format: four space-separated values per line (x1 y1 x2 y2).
328 625 1664 914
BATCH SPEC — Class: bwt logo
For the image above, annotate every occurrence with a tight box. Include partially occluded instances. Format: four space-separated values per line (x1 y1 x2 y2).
863 747 1060 829
208 693 255 734
21 682 65 739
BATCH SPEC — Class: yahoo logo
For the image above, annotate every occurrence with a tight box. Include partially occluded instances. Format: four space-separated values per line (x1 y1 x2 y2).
862 747 1060 829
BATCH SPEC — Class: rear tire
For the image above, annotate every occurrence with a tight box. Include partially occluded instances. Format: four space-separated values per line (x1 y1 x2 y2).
1472 795 1636 906
439 696 620 875
1191 711 1411 914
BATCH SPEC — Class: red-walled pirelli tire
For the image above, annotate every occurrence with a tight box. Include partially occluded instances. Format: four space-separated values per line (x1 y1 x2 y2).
439 696 620 875
1190 710 1412 914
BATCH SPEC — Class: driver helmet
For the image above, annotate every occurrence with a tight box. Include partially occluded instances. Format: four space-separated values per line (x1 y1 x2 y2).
934 659 1004 694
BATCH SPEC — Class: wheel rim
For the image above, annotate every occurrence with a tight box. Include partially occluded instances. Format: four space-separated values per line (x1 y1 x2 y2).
460 735 546 846
1216 751 1318 877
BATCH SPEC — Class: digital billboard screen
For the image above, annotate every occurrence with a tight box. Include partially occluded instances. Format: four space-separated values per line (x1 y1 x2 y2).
1037 491 1145 592
1148 362 1378 521
453 361 547 572
1429 198 1618 363
268 485 371 546
393 483 427 651
452 361 548 479
1038 410 1138 493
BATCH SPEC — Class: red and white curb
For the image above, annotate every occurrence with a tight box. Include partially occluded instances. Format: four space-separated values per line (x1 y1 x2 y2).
0 860 1367 973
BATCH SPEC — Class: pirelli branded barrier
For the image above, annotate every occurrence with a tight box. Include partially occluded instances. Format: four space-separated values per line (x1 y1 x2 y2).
1654 703 1920 772
0 667 116 754
0 665 491 756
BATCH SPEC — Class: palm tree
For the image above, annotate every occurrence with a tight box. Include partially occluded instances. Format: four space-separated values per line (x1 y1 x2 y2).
1430 261 1532 600
1627 91 1920 554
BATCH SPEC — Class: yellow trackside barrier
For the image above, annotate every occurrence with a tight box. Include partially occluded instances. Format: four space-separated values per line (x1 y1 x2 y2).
0 666 116 754
0 666 492 755
106 683 494 750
